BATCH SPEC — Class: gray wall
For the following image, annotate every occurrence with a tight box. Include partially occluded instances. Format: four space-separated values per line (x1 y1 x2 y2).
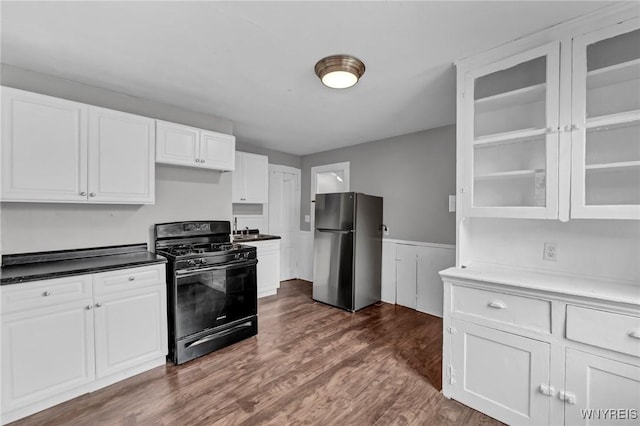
236 142 302 169
301 125 456 245
1 65 233 254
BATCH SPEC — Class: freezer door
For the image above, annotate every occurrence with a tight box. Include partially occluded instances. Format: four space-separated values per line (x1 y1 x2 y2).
315 192 355 231
312 229 354 311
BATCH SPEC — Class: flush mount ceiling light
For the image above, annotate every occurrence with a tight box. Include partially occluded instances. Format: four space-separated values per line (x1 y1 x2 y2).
314 55 366 89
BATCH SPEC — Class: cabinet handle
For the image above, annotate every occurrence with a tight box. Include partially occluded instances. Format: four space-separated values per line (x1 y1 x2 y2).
86 304 93 310
128 276 135 281
539 384 555 396
559 391 576 405
43 291 51 297
487 300 506 310
95 302 102 308
89 192 96 197
458 187 464 193
628 329 640 339
201 159 205 163
195 159 200 163
80 191 87 196
571 124 581 131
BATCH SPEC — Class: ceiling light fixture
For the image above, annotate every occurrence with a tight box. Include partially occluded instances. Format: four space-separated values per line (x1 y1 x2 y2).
314 55 365 89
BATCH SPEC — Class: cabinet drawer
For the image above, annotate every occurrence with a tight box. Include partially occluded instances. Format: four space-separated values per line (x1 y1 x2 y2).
566 305 640 357
451 285 551 333
93 264 165 296
1 275 92 314
242 240 280 253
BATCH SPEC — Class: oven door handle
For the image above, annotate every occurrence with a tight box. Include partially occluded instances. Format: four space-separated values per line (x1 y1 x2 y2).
185 321 254 348
175 258 257 276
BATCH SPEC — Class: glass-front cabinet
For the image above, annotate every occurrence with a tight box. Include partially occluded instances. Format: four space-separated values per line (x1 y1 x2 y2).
461 17 640 220
464 42 560 219
571 20 640 219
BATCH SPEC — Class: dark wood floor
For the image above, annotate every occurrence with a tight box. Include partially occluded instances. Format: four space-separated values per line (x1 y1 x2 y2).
12 280 501 425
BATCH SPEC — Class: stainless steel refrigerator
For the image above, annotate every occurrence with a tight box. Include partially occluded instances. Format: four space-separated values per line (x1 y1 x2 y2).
313 192 383 312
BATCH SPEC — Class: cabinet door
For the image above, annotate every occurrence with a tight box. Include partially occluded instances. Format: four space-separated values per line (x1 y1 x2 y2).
200 130 235 171
93 286 167 379
571 19 640 219
1 301 95 413
88 107 155 204
450 319 551 425
564 349 640 425
155 120 199 167
257 249 280 298
232 151 246 202
1 87 88 202
395 244 417 309
243 152 268 203
464 42 560 219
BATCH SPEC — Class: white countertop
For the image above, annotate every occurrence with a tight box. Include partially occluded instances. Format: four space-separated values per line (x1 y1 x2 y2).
440 263 640 306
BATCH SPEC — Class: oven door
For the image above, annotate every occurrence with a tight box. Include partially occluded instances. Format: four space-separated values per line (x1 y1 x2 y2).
174 259 257 340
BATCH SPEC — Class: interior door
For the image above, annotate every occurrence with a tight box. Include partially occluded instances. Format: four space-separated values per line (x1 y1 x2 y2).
268 166 301 281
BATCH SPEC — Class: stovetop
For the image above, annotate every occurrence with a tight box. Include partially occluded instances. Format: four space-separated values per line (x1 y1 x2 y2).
159 242 240 258
154 220 257 270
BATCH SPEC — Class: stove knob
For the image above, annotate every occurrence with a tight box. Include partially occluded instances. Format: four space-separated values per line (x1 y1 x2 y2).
187 260 196 266
199 258 207 265
235 253 241 259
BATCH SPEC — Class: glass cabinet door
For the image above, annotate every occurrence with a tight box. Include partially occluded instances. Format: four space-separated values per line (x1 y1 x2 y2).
464 42 560 218
571 19 640 219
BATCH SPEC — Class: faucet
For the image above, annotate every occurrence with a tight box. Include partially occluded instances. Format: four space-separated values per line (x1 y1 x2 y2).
233 217 238 233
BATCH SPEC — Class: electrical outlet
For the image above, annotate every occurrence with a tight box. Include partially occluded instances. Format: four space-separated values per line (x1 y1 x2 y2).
543 242 558 261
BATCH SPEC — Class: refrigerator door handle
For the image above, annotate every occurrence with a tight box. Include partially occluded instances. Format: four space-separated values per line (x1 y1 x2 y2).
317 229 353 234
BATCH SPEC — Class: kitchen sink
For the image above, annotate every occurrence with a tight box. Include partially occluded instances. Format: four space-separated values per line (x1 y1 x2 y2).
233 234 273 241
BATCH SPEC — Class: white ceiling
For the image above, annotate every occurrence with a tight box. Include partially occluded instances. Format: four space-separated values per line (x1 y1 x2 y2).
1 1 613 156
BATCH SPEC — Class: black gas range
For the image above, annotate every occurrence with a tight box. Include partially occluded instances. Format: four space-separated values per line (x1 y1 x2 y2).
155 220 258 364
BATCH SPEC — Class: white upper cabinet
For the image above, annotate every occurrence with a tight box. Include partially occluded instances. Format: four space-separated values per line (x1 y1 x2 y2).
1 87 155 204
88 107 155 204
570 20 640 219
232 151 268 203
201 130 235 171
464 42 560 219
458 14 640 220
156 120 235 171
1 87 88 202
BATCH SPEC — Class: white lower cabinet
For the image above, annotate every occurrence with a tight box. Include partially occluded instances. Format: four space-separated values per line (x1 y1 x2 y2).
450 319 551 425
1 300 96 417
388 241 454 316
564 349 640 426
0 264 167 424
441 268 640 426
93 286 167 380
242 240 280 298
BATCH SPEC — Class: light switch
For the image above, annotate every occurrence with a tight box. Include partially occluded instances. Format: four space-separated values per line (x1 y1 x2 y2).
304 215 310 223
449 195 456 212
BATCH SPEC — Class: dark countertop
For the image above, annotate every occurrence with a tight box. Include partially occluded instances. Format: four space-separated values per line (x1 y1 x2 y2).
1 244 166 285
232 229 281 242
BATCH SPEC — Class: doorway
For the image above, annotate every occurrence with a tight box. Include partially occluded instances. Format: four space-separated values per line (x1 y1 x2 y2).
268 165 301 281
